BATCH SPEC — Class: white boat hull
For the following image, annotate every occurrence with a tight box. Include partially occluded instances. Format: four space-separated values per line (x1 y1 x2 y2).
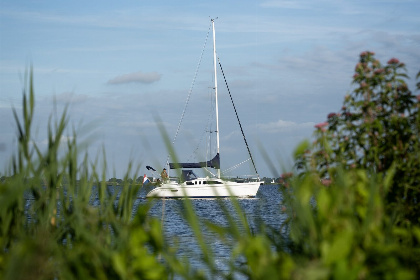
146 179 262 198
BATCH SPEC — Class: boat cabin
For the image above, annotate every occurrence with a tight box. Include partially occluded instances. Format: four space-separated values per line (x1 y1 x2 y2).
181 170 223 186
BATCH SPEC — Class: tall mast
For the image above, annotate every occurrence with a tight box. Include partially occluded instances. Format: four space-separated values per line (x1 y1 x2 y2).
211 18 221 179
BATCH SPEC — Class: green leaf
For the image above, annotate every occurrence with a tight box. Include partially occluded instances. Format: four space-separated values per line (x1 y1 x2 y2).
293 139 310 160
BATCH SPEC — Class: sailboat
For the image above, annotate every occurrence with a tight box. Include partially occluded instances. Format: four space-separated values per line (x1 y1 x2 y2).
146 19 262 198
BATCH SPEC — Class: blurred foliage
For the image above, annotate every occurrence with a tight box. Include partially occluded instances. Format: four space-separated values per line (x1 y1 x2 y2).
0 70 169 280
296 52 420 226
1 54 420 279
280 166 420 279
287 52 420 278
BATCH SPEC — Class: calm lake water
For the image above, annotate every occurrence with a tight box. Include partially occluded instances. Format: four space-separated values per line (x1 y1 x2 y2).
136 184 286 277
24 183 285 278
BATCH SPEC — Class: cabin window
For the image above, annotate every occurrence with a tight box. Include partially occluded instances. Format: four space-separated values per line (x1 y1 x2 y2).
186 182 194 185
207 181 222 184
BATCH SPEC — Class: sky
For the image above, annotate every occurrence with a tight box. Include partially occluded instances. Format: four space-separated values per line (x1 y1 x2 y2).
1 0 419 179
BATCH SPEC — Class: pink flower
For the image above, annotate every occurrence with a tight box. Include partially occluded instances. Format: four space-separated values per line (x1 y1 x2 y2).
281 172 293 179
374 68 385 75
361 51 375 57
416 95 420 102
353 73 360 79
327 112 337 119
387 58 399 64
321 178 332 186
315 122 328 129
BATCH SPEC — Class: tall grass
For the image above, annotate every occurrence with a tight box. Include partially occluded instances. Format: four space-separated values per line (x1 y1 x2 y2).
1 67 420 279
0 70 168 279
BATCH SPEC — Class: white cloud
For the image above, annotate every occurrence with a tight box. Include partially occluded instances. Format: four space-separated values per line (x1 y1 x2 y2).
52 92 88 105
260 0 311 9
117 120 158 129
107 71 162 85
257 119 315 133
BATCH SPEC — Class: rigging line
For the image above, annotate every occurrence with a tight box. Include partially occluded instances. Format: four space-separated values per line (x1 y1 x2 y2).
222 158 251 174
188 90 217 167
185 120 211 162
186 89 215 162
164 22 212 166
203 166 217 177
217 56 259 176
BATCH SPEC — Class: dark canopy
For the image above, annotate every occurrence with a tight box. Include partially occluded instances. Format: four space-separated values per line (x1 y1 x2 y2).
169 153 220 169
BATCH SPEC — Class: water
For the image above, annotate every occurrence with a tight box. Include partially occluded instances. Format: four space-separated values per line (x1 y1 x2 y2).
136 184 286 277
24 184 286 278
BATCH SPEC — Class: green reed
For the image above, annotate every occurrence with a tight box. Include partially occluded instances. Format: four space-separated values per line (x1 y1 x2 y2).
1 56 420 279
